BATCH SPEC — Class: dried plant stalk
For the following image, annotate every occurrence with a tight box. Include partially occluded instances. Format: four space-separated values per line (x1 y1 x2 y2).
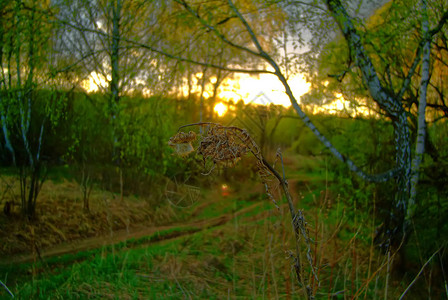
168 122 318 298
168 131 197 157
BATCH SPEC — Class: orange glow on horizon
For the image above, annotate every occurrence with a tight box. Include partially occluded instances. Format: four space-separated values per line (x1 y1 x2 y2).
217 73 310 107
81 70 371 117
81 71 110 92
214 102 228 117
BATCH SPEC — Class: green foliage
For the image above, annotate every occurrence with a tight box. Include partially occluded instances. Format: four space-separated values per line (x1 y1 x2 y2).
266 114 301 146
118 96 176 177
328 118 395 175
291 129 323 156
56 93 198 195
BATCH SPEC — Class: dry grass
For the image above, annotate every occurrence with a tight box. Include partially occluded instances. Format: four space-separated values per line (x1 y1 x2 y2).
0 177 174 257
1 170 443 299
169 123 317 298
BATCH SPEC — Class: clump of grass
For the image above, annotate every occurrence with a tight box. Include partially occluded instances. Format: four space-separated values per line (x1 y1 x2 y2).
169 122 317 298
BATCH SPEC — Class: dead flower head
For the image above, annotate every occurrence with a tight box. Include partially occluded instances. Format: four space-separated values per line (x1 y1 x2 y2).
168 123 277 196
196 124 248 168
168 131 197 157
168 124 249 168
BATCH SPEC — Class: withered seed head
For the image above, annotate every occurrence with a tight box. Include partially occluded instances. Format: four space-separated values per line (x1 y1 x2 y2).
196 125 248 167
169 131 197 144
168 131 197 157
168 124 269 180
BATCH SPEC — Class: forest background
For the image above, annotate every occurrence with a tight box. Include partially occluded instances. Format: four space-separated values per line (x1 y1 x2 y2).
0 0 447 298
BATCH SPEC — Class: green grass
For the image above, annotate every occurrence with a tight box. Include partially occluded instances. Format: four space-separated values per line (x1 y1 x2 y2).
1 160 444 299
0 226 199 294
193 192 268 220
1 193 319 299
2 226 250 298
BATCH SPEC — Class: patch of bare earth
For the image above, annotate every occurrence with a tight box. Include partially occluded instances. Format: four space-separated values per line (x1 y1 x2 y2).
0 179 171 258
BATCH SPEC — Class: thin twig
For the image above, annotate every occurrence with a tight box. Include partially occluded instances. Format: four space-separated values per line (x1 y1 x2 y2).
0 279 14 298
398 247 442 300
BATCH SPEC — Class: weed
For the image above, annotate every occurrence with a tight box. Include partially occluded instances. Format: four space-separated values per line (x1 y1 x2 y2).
169 122 317 299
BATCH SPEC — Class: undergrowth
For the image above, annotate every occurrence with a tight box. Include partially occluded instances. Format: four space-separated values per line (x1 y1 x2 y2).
1 123 446 299
4 188 441 299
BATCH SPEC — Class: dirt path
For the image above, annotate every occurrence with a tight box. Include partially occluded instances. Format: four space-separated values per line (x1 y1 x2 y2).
1 201 265 266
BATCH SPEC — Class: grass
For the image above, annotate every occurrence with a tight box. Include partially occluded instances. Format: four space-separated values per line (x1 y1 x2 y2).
1 152 446 299
3 222 269 298
0 189 407 299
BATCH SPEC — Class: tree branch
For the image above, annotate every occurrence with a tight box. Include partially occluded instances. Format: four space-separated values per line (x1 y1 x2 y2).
55 18 274 75
325 0 403 118
228 0 402 183
397 41 424 100
126 38 275 75
429 10 448 37
174 0 262 57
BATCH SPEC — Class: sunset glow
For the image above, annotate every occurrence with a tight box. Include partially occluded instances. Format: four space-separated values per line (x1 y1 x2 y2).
81 71 110 93
313 93 373 117
214 102 228 117
218 73 310 107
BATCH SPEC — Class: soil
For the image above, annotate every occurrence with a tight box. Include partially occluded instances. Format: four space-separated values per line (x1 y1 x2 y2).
0 179 176 259
0 178 272 265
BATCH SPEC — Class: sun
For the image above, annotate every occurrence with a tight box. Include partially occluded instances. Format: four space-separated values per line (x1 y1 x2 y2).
217 73 310 107
214 102 228 117
81 71 110 92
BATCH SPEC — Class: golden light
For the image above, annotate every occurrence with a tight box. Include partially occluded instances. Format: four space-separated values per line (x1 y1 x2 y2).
214 102 228 117
312 92 372 117
221 183 229 196
81 71 110 93
217 73 310 107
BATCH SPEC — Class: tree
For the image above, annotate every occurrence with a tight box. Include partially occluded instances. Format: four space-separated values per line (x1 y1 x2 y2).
56 0 170 199
150 0 448 249
0 0 65 217
302 0 447 247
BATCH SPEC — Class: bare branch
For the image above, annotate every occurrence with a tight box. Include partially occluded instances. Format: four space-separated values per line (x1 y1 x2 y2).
429 10 448 37
228 0 402 183
54 18 274 75
227 0 264 55
397 41 424 100
126 38 275 75
174 0 262 57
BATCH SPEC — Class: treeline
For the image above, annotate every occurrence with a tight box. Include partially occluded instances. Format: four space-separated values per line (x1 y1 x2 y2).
0 89 197 216
2 86 448 219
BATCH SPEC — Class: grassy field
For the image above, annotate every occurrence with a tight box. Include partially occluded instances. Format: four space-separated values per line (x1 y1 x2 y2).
0 154 444 299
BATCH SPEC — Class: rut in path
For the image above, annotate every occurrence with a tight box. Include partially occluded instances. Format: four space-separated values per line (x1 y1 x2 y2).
1 200 266 265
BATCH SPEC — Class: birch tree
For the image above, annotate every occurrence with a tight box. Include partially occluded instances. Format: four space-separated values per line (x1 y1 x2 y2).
0 0 65 217
302 0 446 247
56 0 174 199
156 0 447 249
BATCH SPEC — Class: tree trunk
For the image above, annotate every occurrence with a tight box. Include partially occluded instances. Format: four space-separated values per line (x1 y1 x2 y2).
407 0 430 228
111 0 121 108
326 0 415 248
111 0 123 201
386 113 411 248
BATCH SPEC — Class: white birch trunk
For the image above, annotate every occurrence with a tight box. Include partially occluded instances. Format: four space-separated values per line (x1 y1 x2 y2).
228 0 399 183
325 0 413 246
407 0 430 222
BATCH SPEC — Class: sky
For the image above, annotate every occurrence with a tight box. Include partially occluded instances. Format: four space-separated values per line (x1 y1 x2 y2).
217 73 310 107
81 0 389 114
213 0 389 110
